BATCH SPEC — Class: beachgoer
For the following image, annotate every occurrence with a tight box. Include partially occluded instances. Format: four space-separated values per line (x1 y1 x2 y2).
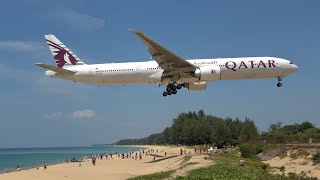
44 162 47 170
203 145 206 153
165 152 167 157
239 158 245 166
16 165 21 171
180 148 183 155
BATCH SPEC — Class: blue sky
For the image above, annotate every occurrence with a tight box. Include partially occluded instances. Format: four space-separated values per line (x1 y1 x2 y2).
0 0 319 148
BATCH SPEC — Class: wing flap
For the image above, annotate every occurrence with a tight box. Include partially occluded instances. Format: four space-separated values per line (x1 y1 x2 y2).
35 63 75 75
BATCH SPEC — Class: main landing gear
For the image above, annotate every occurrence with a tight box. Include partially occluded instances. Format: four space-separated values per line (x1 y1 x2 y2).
277 76 283 87
163 83 183 97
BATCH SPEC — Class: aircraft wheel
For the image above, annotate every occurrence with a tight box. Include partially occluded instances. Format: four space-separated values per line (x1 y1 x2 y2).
163 92 168 97
166 85 172 92
277 82 282 87
172 85 177 90
177 84 182 90
173 89 177 94
168 91 173 95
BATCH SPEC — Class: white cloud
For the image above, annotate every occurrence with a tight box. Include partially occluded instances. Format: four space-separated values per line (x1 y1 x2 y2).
44 112 63 119
72 110 96 119
0 41 45 52
56 9 105 31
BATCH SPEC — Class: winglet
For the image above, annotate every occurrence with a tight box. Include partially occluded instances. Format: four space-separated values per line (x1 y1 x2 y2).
128 29 139 33
128 29 146 37
128 29 155 51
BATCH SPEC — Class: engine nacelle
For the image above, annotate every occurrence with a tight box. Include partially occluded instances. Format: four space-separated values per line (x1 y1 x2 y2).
184 81 207 91
194 65 221 81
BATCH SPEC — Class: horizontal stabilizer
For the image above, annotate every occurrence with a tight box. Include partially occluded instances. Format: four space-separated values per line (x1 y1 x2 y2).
35 63 75 75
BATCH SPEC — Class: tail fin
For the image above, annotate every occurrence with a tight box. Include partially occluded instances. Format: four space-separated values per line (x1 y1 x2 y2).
45 34 85 68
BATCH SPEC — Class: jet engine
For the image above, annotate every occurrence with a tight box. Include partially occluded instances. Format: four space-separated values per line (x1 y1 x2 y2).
194 65 221 81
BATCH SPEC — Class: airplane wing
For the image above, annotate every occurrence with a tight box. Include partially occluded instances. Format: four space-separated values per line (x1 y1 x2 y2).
35 63 75 75
129 29 196 73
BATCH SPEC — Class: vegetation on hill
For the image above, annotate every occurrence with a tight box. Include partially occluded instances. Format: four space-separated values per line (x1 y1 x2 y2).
116 110 258 147
262 121 320 144
115 110 319 147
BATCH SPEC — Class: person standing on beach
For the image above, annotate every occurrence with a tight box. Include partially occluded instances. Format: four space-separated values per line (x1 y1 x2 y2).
16 165 20 171
92 157 96 166
43 162 47 170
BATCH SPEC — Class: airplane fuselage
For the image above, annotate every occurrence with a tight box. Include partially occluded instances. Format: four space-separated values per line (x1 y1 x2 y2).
38 32 298 95
47 56 298 86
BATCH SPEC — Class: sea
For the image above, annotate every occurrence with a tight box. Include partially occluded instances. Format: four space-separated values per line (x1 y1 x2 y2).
0 145 142 173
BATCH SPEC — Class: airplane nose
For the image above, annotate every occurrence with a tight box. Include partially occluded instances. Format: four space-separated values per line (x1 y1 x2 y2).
291 64 299 72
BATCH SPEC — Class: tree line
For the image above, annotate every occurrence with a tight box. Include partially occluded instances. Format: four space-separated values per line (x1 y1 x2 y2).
115 110 319 147
262 121 320 144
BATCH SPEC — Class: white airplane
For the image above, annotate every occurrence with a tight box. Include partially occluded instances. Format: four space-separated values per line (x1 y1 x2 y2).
36 30 298 97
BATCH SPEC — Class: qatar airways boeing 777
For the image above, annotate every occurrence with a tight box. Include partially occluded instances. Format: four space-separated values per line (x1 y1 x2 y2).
36 30 298 97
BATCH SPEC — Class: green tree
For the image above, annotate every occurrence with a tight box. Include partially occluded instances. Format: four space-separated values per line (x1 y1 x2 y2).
299 121 314 131
240 118 259 141
269 122 282 132
211 120 230 147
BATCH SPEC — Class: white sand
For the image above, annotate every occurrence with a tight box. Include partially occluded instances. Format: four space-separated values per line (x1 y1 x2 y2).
263 150 320 178
0 145 212 180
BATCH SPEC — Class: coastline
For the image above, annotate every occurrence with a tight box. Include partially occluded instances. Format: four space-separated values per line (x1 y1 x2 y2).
0 145 204 180
0 145 143 175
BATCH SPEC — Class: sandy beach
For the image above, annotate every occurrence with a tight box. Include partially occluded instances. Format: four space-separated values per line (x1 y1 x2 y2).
0 145 212 180
263 150 320 177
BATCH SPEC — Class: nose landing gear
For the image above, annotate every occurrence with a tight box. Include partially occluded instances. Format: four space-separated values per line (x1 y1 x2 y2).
277 77 283 87
162 83 183 97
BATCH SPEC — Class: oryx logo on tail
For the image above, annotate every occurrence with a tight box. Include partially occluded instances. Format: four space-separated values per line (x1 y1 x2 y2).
45 34 85 68
46 39 77 68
